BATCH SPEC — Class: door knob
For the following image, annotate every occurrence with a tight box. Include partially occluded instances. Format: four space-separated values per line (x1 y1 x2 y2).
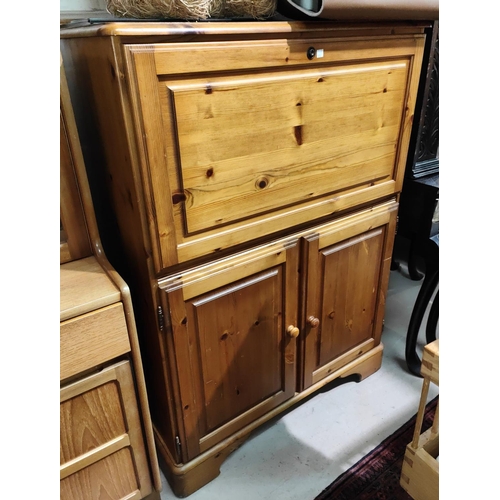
307 316 320 328
287 325 300 338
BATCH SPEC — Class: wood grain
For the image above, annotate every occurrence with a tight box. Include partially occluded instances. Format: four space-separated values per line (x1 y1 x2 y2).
60 361 153 499
60 105 91 264
124 34 424 269
60 447 141 500
302 201 397 388
60 20 427 495
60 302 130 381
60 50 161 493
60 256 121 321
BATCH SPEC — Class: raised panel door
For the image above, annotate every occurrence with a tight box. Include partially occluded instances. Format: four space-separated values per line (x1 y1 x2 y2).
159 239 299 461
301 202 398 389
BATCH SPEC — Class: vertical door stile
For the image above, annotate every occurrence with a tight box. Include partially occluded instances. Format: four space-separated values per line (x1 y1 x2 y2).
283 239 299 395
161 286 202 462
302 232 321 390
373 206 399 346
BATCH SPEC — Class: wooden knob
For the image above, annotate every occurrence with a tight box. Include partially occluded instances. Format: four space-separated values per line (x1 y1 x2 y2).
307 316 320 328
287 325 300 338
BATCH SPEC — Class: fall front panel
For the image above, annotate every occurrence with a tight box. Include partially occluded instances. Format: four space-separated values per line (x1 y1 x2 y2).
165 59 408 235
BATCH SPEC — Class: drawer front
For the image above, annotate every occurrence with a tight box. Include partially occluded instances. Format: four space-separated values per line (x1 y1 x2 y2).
125 35 424 270
60 448 140 500
60 361 153 498
60 302 130 381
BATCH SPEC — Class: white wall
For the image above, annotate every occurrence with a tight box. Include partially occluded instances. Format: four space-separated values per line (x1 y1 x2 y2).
60 0 107 13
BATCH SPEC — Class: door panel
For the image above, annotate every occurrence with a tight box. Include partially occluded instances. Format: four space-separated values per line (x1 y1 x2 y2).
191 268 284 433
167 60 406 235
159 239 299 460
318 230 383 365
302 202 397 389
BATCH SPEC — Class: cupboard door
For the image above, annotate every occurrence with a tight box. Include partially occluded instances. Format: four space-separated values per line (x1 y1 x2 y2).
159 239 299 461
301 202 397 389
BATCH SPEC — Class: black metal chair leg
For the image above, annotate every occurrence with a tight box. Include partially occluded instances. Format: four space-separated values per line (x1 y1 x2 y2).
405 270 439 376
426 290 439 344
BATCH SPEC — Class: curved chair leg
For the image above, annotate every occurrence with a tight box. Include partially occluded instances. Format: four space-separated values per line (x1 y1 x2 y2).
405 270 439 376
426 290 439 344
408 242 424 281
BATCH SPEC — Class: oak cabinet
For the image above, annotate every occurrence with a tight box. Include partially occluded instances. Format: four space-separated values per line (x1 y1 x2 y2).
60 56 161 499
60 362 151 500
60 20 426 497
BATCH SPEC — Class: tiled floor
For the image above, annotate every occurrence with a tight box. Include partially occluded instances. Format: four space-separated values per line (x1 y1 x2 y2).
159 269 439 500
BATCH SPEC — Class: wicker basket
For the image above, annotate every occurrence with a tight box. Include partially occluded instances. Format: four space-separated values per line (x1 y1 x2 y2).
106 0 277 20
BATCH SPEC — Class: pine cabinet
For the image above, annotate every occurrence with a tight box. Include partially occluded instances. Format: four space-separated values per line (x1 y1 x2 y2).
61 20 427 497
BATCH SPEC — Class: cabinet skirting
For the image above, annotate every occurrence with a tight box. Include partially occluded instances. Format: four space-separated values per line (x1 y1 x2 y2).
156 345 382 498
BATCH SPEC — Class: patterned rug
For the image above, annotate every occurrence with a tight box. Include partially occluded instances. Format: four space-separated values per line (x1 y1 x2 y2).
314 396 438 500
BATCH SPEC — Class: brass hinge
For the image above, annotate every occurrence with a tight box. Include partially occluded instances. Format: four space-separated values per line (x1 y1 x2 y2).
175 436 182 458
157 305 165 331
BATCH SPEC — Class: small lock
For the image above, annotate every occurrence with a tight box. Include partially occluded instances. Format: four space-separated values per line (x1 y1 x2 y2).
307 47 316 60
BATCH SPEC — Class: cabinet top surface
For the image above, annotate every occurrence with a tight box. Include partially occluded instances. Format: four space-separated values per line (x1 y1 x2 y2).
60 19 430 39
60 256 121 322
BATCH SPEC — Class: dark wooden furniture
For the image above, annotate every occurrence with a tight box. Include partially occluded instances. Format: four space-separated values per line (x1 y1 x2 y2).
390 21 439 374
397 173 438 281
61 20 429 496
393 20 438 276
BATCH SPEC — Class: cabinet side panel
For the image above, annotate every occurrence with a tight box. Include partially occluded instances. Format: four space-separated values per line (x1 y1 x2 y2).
60 106 92 263
373 206 398 345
